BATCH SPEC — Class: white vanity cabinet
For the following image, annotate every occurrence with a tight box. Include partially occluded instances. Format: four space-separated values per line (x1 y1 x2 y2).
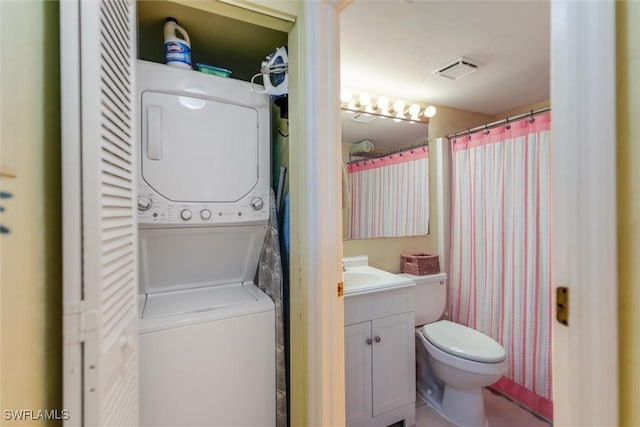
344 285 416 427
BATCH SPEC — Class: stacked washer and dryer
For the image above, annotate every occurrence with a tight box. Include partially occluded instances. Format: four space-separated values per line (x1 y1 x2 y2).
136 60 275 426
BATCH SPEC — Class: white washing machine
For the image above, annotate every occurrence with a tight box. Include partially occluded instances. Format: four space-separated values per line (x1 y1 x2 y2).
136 60 275 426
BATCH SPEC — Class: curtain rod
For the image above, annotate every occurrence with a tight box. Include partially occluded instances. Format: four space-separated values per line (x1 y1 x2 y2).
446 107 551 140
346 140 429 165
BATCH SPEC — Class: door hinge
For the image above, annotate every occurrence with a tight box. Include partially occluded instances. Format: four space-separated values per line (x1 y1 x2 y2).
338 281 344 297
556 286 569 326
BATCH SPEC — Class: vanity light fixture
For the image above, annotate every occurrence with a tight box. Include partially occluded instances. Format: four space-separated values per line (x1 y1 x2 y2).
340 89 437 122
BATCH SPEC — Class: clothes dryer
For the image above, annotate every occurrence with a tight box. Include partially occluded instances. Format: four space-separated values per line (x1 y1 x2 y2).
135 60 274 426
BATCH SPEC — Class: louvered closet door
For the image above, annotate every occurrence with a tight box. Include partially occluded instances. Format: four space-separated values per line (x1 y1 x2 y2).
62 0 138 425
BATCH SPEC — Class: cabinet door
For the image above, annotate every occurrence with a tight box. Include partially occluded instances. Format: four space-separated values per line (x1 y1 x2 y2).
345 322 373 425
372 312 415 417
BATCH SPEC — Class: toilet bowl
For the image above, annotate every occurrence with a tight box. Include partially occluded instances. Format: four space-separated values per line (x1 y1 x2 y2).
401 273 508 427
416 320 508 427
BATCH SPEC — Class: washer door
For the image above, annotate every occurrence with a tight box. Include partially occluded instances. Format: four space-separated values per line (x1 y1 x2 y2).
141 90 259 203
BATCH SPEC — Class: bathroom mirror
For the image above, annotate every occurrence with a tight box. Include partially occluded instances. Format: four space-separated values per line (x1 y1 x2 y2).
342 108 430 240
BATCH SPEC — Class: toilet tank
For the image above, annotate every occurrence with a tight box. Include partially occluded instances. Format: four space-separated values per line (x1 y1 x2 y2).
400 272 447 326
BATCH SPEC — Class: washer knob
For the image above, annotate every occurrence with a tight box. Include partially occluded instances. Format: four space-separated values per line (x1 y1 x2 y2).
180 209 192 221
250 197 264 211
137 196 153 211
200 209 212 220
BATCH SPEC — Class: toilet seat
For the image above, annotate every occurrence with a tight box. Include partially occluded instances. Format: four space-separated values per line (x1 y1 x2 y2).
421 320 505 363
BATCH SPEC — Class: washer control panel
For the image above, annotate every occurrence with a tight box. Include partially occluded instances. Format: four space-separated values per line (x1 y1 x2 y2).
137 187 269 225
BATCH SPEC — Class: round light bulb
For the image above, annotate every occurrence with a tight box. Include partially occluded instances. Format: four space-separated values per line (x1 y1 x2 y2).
393 100 406 117
340 89 353 104
358 93 372 107
424 105 437 118
376 96 390 111
408 104 421 120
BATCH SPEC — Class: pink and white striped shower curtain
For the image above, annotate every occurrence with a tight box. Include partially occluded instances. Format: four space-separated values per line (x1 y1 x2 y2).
449 113 553 419
348 147 429 239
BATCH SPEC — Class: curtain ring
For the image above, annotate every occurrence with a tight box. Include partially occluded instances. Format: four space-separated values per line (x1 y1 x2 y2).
505 117 511 130
410 145 414 154
466 129 472 140
483 124 490 135
529 110 535 123
422 145 426 152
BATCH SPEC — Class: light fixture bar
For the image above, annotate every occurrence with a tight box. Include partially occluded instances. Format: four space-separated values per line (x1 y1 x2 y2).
340 89 437 122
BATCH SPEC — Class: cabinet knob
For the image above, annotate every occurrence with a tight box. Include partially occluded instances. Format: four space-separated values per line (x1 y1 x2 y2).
374 336 381 343
366 338 372 345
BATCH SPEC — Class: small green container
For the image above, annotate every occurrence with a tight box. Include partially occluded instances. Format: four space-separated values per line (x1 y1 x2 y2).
195 63 232 78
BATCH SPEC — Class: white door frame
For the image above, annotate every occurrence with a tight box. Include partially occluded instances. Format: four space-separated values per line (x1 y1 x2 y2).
296 1 346 425
60 1 83 422
550 0 617 425
301 0 621 424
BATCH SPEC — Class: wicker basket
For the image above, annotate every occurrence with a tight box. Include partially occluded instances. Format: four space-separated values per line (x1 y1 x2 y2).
401 253 440 276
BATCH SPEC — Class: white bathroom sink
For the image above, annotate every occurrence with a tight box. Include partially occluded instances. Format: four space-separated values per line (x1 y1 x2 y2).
343 270 382 287
343 265 414 296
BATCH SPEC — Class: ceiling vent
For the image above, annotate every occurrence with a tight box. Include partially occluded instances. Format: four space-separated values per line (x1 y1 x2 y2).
434 57 479 80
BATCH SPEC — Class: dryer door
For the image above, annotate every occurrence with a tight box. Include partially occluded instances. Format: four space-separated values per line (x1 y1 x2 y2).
141 91 259 202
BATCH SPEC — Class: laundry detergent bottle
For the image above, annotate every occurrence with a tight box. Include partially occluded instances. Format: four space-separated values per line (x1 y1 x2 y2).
164 17 191 69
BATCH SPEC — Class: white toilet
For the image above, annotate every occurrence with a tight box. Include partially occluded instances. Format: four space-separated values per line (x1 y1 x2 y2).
402 273 508 427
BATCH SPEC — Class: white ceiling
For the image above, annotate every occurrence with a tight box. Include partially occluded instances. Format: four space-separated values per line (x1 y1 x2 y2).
340 0 550 116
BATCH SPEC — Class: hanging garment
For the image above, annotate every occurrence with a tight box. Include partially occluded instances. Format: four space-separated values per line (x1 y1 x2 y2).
257 191 287 427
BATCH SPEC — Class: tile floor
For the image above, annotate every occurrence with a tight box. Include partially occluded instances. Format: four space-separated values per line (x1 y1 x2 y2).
415 388 551 427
